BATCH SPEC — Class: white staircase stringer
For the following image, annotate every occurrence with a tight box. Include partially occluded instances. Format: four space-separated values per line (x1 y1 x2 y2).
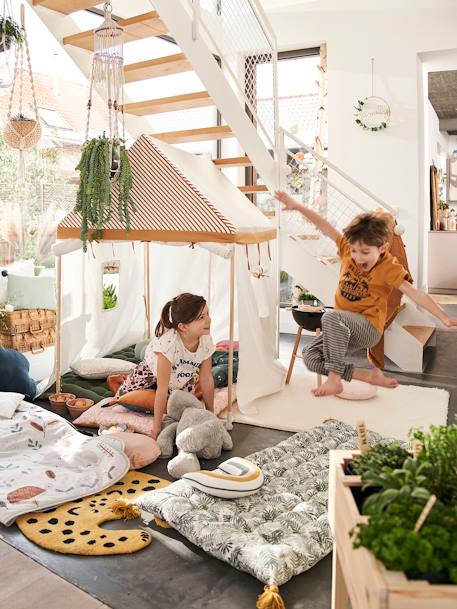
280 235 337 306
384 321 430 373
151 0 278 192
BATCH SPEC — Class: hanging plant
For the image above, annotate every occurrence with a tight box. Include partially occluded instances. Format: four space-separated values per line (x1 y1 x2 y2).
74 1 134 251
75 136 134 251
0 16 23 52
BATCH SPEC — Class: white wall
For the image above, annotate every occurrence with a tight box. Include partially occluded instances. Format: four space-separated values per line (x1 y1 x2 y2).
427 101 448 170
267 0 457 287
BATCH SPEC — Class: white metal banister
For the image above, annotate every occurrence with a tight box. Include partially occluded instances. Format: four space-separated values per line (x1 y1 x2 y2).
281 127 397 216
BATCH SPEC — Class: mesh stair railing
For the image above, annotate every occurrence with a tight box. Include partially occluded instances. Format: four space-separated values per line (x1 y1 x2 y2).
278 128 398 264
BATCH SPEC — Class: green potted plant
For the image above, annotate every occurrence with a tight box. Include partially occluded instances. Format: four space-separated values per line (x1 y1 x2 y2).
0 16 23 52
350 424 457 584
75 135 134 251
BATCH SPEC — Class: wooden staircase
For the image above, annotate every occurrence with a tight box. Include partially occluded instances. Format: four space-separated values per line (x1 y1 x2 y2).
30 0 271 198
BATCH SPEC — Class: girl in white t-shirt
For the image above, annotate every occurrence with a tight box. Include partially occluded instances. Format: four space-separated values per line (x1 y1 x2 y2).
116 293 215 439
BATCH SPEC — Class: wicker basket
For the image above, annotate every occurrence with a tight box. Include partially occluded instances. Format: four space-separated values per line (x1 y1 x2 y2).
0 309 55 335
0 328 55 353
3 119 42 150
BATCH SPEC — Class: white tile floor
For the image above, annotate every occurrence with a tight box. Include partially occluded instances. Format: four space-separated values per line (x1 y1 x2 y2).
0 539 110 609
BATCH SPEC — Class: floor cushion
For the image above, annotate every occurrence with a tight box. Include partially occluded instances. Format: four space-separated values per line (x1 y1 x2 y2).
72 400 156 437
71 358 136 380
137 420 386 587
107 432 161 469
0 347 37 400
111 389 156 414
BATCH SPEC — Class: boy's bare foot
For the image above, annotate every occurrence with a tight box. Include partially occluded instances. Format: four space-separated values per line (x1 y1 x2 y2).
366 367 398 388
312 376 343 397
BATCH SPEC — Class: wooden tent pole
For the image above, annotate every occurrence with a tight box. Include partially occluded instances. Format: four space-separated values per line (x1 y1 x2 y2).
227 251 235 424
55 254 62 394
144 242 151 339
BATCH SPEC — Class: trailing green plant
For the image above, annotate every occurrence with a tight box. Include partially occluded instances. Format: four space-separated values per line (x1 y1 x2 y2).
348 441 410 476
103 283 118 310
75 137 134 251
352 498 457 583
0 17 24 50
411 423 457 505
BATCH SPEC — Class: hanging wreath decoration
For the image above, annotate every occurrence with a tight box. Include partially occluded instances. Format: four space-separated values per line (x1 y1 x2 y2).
354 96 390 132
354 58 391 132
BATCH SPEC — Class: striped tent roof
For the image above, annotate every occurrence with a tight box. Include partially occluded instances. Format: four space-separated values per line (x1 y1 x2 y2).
57 135 275 244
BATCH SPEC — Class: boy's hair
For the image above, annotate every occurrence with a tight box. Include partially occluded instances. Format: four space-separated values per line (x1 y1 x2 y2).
155 293 206 337
343 212 390 247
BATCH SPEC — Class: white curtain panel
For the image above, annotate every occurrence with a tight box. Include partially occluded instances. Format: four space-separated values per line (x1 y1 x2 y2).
236 242 286 407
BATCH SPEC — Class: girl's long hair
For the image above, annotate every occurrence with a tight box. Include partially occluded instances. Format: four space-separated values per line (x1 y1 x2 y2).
155 293 206 337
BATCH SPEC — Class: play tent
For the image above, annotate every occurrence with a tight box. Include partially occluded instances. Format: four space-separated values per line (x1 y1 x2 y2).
52 135 286 412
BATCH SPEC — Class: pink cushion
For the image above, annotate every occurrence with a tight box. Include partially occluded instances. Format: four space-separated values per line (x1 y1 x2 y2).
73 401 155 436
107 432 161 470
337 379 377 400
215 340 240 352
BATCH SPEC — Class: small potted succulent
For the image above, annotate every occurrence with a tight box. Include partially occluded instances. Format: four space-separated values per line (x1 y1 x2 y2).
0 16 23 52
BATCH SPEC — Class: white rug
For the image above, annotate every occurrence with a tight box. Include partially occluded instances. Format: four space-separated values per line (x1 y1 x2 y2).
234 371 449 441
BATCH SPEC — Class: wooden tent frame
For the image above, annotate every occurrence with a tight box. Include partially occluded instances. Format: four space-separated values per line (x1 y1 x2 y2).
54 232 275 423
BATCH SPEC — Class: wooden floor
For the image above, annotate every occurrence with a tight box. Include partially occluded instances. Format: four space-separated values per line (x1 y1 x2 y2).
0 539 110 609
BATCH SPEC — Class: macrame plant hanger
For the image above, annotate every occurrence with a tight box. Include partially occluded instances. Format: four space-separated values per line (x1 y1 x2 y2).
2 3 41 185
86 0 125 181
0 0 17 88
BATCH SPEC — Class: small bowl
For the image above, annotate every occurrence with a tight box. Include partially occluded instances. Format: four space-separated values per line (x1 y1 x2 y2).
66 398 94 420
48 393 76 416
291 305 325 332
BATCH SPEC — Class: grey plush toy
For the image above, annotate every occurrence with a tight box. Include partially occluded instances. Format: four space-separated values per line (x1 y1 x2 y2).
157 390 233 479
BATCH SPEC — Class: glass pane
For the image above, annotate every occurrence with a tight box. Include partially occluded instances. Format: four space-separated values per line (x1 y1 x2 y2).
102 261 120 311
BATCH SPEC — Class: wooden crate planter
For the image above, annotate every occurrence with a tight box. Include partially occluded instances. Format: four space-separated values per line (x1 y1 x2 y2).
328 450 457 609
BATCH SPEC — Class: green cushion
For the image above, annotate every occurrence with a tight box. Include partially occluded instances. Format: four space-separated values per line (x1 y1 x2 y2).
134 339 150 362
7 274 56 310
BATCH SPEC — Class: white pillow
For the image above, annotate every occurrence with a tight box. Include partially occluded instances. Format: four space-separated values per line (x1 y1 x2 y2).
183 457 264 498
0 392 25 418
70 358 136 380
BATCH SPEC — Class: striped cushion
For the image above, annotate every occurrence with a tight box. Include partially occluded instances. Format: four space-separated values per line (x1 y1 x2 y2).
182 457 263 498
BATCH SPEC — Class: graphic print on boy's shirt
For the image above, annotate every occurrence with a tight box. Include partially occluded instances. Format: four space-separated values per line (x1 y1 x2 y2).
338 263 371 303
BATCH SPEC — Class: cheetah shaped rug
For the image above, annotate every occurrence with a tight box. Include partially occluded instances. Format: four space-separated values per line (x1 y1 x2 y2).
16 471 169 555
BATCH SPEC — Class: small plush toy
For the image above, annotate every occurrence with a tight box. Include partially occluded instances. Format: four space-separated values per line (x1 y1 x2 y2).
157 390 233 479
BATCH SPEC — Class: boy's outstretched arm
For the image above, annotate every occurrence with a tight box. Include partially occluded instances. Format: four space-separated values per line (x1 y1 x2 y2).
275 190 341 242
398 281 457 328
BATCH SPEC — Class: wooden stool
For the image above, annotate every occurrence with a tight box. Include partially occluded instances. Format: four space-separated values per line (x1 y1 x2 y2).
286 326 322 387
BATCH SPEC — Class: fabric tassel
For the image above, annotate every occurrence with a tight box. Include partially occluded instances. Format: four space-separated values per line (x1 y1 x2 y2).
17 149 26 187
256 585 285 609
154 516 173 529
111 498 140 520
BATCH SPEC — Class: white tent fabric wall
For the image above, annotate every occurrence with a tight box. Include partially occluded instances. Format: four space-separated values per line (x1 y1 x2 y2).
50 239 286 407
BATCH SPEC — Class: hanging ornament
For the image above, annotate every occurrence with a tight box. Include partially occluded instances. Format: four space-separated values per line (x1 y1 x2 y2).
2 4 41 185
354 58 390 132
0 0 23 88
75 0 133 251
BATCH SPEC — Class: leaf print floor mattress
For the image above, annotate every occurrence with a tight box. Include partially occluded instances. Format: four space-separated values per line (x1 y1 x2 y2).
137 420 386 586
0 402 130 526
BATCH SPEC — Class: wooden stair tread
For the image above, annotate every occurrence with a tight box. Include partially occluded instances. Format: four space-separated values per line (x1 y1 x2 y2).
33 0 99 13
124 54 192 83
238 185 269 194
125 91 212 116
63 11 167 51
263 211 276 217
152 125 233 144
213 156 252 168
403 325 435 345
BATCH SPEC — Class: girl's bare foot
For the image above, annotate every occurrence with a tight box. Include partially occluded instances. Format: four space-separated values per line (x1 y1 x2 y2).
312 375 343 397
367 367 398 388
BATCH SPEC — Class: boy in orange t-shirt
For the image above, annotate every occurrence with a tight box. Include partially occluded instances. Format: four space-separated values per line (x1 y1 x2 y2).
275 191 457 397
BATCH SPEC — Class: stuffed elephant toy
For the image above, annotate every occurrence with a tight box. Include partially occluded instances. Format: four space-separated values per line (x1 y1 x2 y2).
157 390 233 479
